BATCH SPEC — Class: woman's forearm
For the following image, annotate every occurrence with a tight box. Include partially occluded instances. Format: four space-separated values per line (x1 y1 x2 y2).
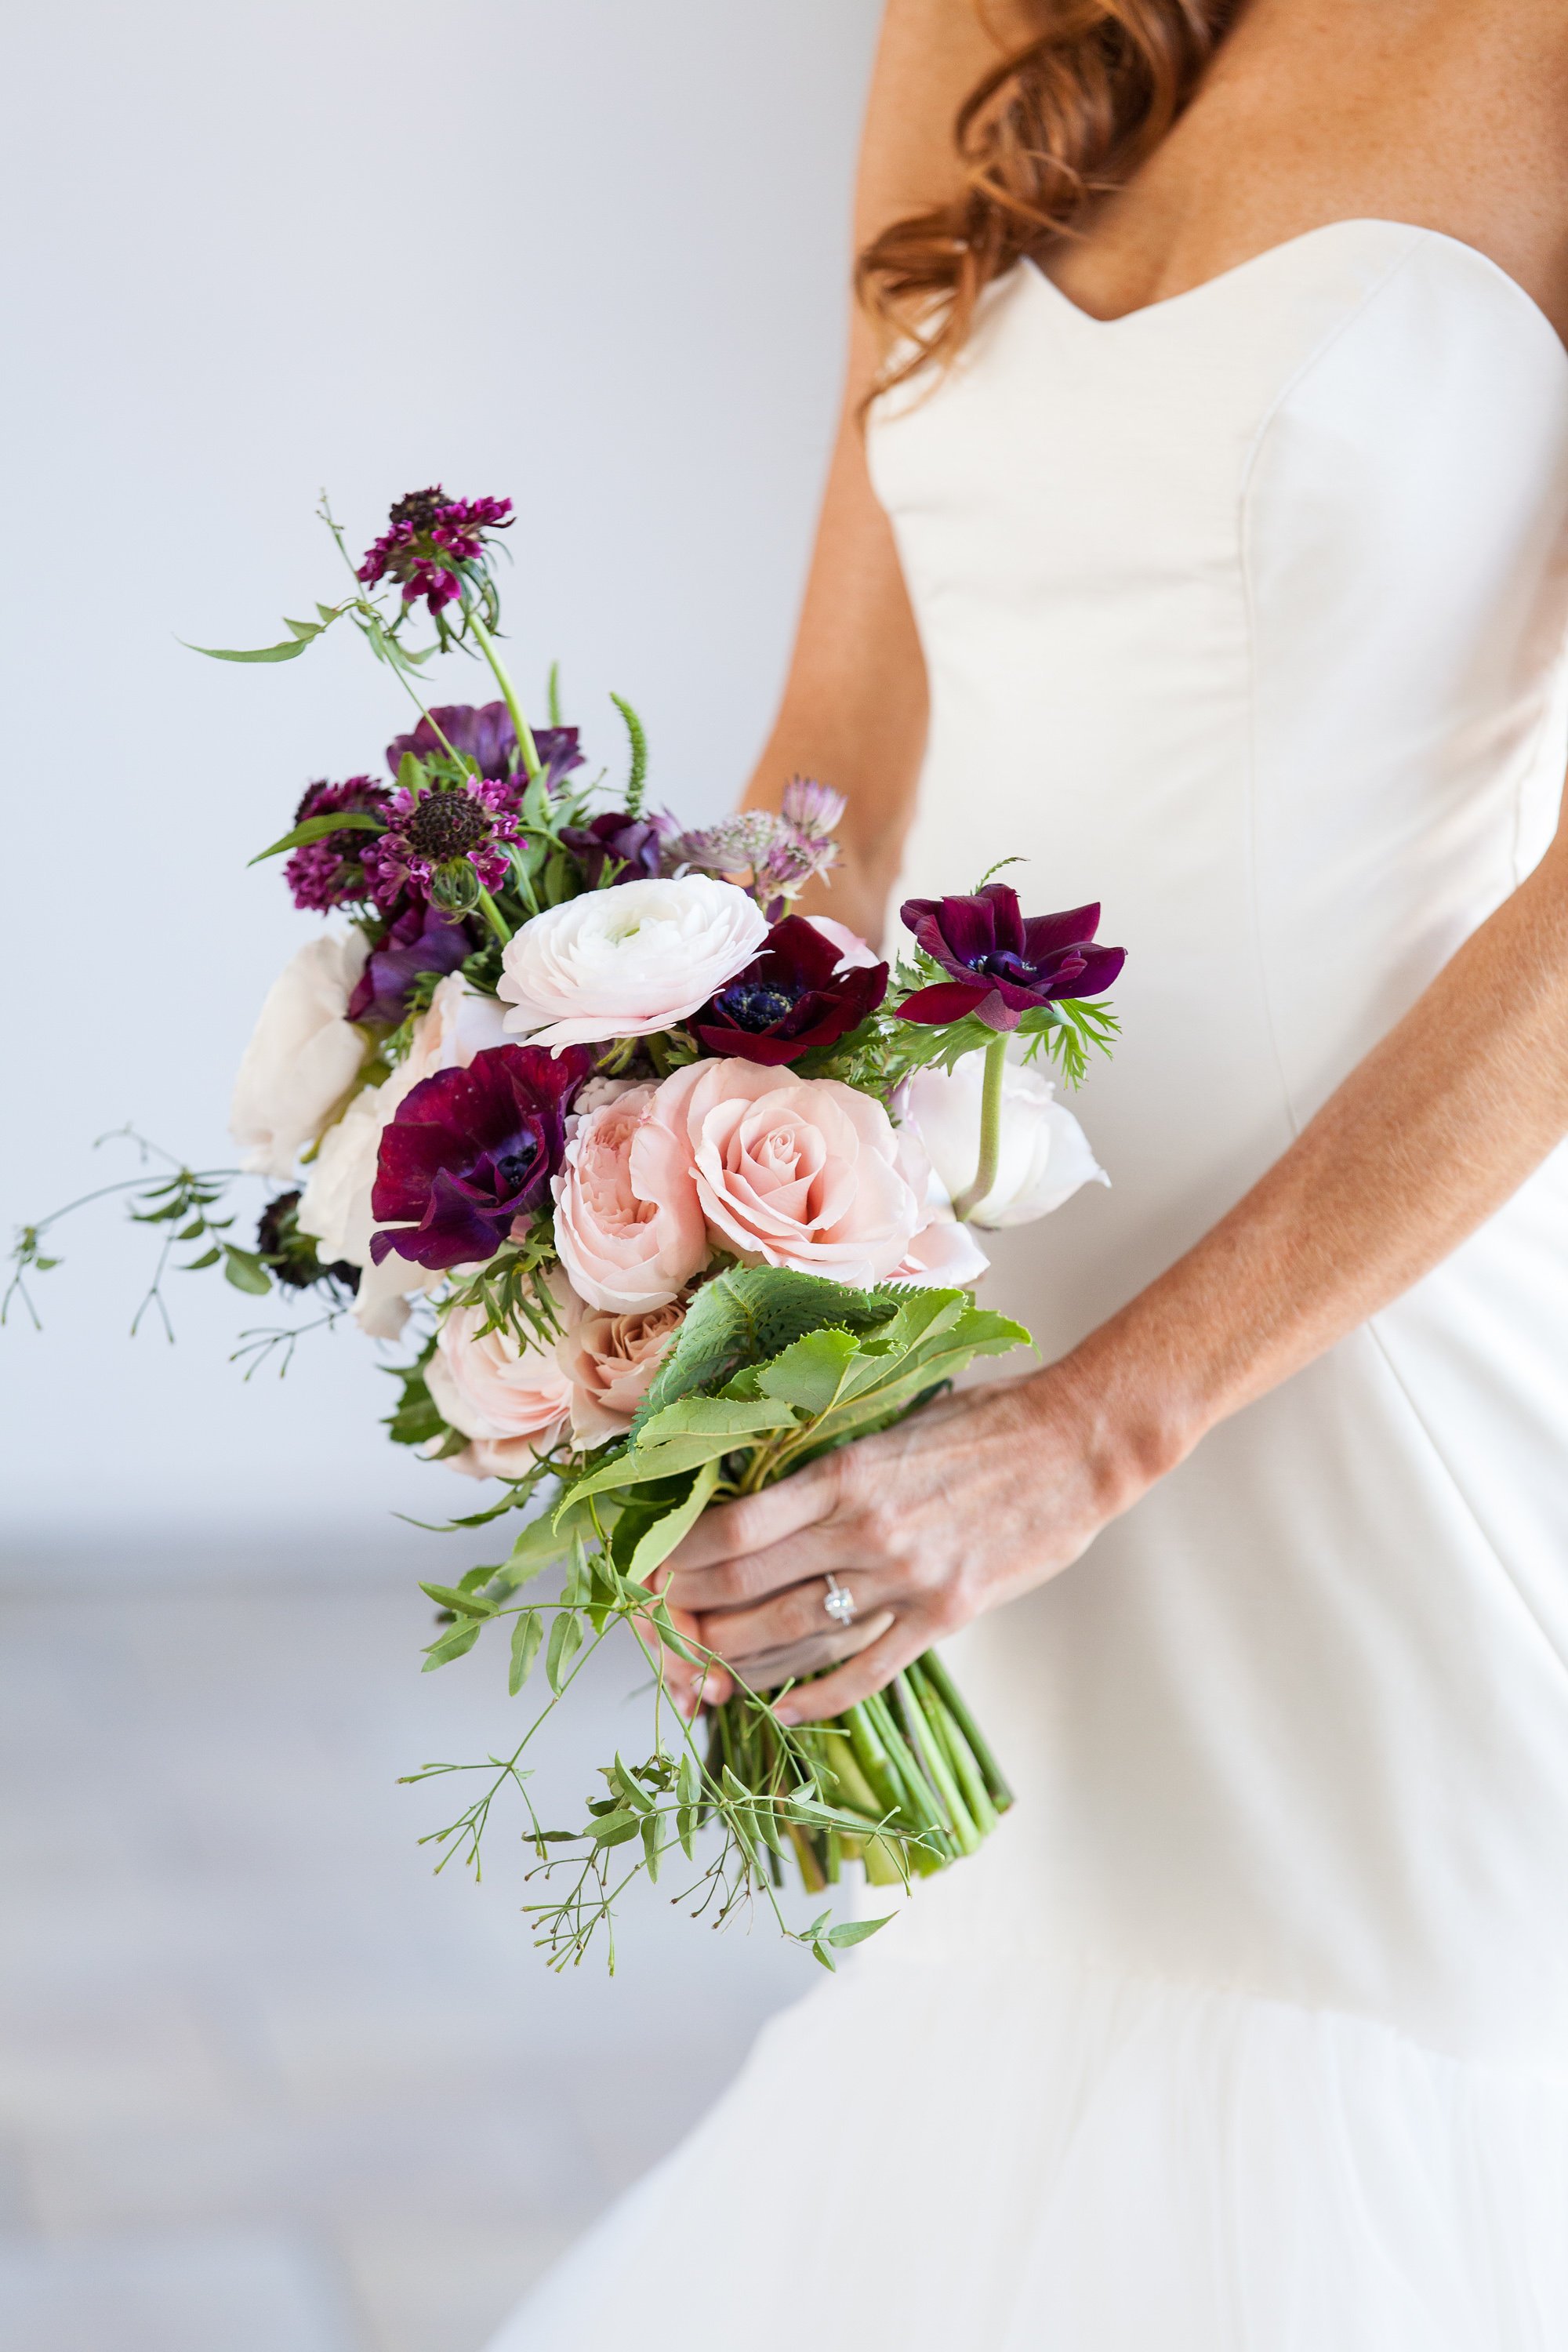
1054 827 1568 1501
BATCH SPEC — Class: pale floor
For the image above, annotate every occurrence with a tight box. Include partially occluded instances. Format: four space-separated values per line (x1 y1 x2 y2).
0 1541 808 2352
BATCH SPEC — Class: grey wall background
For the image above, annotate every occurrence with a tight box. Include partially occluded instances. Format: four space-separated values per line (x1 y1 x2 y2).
2 0 884 1545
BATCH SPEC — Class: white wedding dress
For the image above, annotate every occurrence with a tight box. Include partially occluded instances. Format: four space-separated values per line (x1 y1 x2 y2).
490 222 1568 2347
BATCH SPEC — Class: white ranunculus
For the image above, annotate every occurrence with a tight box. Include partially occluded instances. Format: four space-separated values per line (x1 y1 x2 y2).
229 933 370 1180
497 874 769 1049
900 1052 1108 1229
296 975 506 1339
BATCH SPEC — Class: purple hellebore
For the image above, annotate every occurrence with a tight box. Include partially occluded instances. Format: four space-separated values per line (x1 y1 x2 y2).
559 808 673 887
898 883 1125 1031
385 704 586 793
369 1044 592 1272
691 914 887 1065
346 899 474 1029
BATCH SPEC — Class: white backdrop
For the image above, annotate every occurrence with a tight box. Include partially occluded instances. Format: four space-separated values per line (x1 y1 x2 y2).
1 0 882 1544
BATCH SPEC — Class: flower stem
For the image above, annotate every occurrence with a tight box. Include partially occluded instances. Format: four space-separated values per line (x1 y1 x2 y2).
466 610 543 781
475 886 512 946
951 1033 1007 1221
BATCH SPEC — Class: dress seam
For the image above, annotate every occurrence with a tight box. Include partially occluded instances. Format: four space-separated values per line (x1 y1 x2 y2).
1236 234 1429 1145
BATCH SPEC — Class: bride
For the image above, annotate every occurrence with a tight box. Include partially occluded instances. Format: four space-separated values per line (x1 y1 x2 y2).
492 1 1568 2341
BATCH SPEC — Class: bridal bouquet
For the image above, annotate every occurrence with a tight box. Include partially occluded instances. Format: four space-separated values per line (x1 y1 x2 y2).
9 488 1123 1969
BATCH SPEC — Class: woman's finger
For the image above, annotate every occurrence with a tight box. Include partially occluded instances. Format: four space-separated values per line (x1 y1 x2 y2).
702 1599 895 1687
769 1610 932 1725
666 1460 839 1576
666 1516 866 1613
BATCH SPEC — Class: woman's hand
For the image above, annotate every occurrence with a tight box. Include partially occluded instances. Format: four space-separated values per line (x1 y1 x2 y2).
661 1366 1142 1724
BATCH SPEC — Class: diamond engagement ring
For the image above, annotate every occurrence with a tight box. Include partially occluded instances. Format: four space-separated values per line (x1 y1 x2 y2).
822 1573 858 1628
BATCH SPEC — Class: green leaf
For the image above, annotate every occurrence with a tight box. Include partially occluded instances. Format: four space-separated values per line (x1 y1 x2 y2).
753 1327 862 1417
248 810 385 866
826 1914 894 1948
222 1247 273 1294
508 1607 543 1694
629 1267 898 1433
419 1581 497 1619
625 1457 720 1584
649 1595 702 1666
564 1432 742 1504
641 1811 662 1881
810 1940 838 1973
492 1510 578 1592
590 1809 641 1847
545 1609 583 1692
184 630 319 664
421 1619 481 1671
633 1395 797 1448
182 1246 223 1272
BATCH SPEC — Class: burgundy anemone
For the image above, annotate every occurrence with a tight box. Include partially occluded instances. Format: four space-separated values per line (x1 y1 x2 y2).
283 776 391 912
898 884 1125 1031
370 1044 593 1272
346 898 474 1029
691 914 887 1065
357 487 514 615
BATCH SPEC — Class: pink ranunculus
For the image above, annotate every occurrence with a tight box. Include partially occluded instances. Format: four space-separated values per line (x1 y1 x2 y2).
559 1298 685 1446
653 1058 923 1287
426 1299 572 1479
552 1084 710 1312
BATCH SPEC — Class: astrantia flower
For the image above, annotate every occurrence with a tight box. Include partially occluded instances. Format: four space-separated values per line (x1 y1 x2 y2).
898 884 1126 1031
665 776 844 914
369 1042 592 1271
361 778 523 915
691 913 887 1065
345 897 474 1029
356 486 514 615
283 776 392 913
560 808 674 889
498 874 770 1048
385 702 585 793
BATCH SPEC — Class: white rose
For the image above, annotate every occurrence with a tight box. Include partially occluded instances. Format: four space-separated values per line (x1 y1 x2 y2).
900 1053 1108 1229
497 875 769 1049
229 932 370 1180
296 976 507 1339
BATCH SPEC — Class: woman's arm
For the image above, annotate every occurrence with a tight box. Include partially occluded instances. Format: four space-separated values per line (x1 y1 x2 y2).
740 0 1017 939
666 815 1568 1720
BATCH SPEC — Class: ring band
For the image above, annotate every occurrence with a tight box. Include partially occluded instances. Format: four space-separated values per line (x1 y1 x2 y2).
823 1573 858 1628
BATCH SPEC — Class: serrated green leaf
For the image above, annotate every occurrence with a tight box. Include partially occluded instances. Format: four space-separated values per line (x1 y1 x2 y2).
248 809 385 866
633 1395 797 1448
508 1608 543 1694
564 1433 739 1504
545 1609 583 1692
629 1267 898 1433
421 1618 481 1671
753 1327 861 1416
419 1581 496 1619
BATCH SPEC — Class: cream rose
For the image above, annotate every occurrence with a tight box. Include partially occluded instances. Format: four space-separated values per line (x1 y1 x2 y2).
497 874 768 1048
229 932 370 1179
552 1083 710 1312
655 1058 923 1287
900 1053 1108 1229
296 976 510 1338
558 1298 684 1446
426 1300 573 1479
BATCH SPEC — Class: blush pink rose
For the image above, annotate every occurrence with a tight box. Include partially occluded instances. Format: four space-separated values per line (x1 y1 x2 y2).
558 1298 684 1446
426 1300 572 1479
552 1083 710 1312
653 1058 923 1287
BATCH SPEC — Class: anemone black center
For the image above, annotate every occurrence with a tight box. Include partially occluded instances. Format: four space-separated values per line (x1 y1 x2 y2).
405 793 488 860
969 948 1041 983
389 486 447 534
713 978 802 1031
493 1142 539 1196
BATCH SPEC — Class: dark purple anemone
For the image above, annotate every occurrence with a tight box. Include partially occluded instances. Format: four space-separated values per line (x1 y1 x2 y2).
691 914 887 1065
369 1044 592 1272
347 898 474 1029
357 488 514 615
560 808 673 888
898 884 1125 1032
384 703 585 793
283 776 391 912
